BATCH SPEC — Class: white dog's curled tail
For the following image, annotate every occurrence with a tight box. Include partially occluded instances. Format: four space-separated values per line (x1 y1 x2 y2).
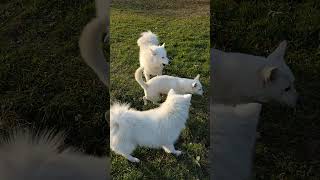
137 31 159 47
135 66 148 90
79 0 109 87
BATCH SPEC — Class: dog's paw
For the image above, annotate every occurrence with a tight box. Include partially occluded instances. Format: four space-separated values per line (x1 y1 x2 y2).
129 157 140 163
174 150 182 156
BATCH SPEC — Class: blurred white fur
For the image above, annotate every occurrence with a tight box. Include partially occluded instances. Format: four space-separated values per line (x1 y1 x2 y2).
0 130 109 180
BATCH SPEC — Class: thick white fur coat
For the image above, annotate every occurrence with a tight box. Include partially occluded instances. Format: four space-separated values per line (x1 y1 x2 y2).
110 90 192 162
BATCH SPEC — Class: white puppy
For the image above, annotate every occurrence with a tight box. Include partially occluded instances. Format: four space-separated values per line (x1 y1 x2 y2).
212 41 299 106
110 89 192 163
135 66 203 105
137 31 170 81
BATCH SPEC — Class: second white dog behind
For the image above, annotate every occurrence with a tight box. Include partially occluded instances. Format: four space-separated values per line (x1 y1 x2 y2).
135 66 203 105
137 31 170 81
110 89 192 163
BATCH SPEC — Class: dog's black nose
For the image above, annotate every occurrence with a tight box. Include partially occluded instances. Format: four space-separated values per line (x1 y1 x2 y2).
162 63 166 66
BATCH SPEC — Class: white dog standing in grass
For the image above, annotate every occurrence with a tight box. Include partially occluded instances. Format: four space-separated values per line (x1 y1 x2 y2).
110 89 192 163
137 31 170 81
135 66 203 105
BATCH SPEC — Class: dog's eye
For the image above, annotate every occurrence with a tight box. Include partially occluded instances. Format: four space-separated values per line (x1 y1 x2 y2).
162 57 164 59
284 86 291 92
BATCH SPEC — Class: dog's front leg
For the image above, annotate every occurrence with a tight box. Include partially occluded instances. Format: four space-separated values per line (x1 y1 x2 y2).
162 144 182 156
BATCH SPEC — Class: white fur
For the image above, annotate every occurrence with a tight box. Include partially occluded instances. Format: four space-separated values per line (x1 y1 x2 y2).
79 0 109 87
212 41 298 107
0 130 109 180
110 89 192 162
137 31 170 81
135 66 203 105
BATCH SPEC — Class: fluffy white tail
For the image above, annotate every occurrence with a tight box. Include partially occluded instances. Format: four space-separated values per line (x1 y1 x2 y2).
79 0 109 87
110 103 131 135
137 31 159 47
134 66 148 90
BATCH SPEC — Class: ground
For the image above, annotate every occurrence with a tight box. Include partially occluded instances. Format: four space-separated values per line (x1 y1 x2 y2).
0 0 109 156
110 0 210 179
211 0 320 179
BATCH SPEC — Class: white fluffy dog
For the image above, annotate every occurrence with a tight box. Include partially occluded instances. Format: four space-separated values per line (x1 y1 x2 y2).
137 31 170 81
212 41 299 106
110 89 192 163
135 66 203 105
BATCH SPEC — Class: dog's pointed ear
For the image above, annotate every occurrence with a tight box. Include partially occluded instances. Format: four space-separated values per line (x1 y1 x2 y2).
261 66 278 84
267 40 287 61
192 82 197 88
161 43 165 47
150 48 156 56
194 74 200 80
168 89 176 95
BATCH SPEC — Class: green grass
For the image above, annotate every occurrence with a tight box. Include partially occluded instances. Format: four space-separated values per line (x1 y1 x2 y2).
0 0 109 156
211 0 320 179
110 0 210 179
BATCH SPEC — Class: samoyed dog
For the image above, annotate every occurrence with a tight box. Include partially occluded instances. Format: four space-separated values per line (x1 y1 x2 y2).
135 66 203 105
110 89 192 163
212 41 299 107
137 31 170 81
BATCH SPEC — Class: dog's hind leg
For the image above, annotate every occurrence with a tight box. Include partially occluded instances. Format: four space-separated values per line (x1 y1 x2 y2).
121 153 140 163
143 96 148 105
152 101 160 105
144 72 150 81
162 144 182 156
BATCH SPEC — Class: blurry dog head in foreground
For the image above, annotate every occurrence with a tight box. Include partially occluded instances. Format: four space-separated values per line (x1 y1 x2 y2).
212 41 298 107
0 130 109 180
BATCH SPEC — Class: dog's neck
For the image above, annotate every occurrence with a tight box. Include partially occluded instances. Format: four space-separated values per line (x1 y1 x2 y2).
159 98 190 120
175 78 194 93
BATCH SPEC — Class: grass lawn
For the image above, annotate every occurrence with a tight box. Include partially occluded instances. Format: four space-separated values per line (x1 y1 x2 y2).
0 0 109 156
110 0 210 179
211 0 320 179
